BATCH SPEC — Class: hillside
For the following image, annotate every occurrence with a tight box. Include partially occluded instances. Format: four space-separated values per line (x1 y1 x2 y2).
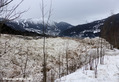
5 19 73 36
60 19 104 38
60 13 119 38
101 13 119 49
0 23 43 36
1 13 119 39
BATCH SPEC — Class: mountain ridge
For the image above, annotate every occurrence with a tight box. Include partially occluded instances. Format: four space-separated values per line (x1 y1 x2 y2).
5 19 73 36
1 13 119 39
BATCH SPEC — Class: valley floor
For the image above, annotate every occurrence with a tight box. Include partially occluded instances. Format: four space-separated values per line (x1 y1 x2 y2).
0 34 119 82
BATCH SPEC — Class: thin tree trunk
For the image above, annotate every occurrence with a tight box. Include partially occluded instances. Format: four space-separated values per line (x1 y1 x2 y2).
59 53 61 78
66 43 69 75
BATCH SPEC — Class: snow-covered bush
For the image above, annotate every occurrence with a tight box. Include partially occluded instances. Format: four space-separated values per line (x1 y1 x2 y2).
0 34 110 82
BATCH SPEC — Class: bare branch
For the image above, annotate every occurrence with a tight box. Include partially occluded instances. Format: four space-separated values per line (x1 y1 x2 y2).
0 0 13 8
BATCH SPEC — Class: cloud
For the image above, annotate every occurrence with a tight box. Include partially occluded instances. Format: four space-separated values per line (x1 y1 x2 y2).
12 0 119 25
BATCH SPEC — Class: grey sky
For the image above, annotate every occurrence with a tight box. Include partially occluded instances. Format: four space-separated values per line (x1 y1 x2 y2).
12 0 119 25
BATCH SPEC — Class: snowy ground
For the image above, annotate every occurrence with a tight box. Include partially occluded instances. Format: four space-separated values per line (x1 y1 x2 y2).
0 34 117 82
56 49 119 82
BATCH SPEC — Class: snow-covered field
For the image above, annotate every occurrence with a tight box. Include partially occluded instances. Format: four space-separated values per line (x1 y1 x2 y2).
56 49 119 82
0 34 118 82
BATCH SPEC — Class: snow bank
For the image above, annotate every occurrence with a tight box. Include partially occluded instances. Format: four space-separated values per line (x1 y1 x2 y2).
56 49 119 82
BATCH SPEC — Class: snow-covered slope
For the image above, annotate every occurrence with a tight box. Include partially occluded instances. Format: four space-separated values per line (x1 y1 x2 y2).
5 19 73 36
60 19 105 38
56 49 119 82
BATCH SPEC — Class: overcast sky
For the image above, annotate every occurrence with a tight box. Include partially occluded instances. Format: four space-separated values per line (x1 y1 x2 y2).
12 0 119 25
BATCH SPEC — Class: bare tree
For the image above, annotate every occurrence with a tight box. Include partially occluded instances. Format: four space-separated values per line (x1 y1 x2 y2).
0 0 24 21
22 47 29 78
89 55 94 70
94 47 99 78
0 0 25 34
40 0 52 82
65 41 69 75
58 52 61 79
100 38 104 64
